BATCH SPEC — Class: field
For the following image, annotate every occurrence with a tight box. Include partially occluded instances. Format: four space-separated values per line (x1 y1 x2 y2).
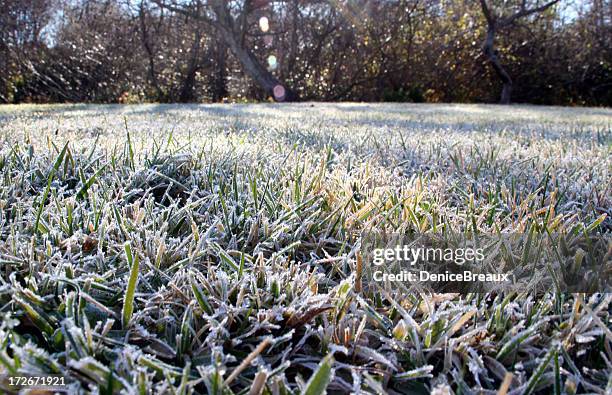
0 103 610 394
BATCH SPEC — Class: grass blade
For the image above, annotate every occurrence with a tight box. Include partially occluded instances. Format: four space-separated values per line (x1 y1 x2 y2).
302 353 334 395
34 142 68 234
122 242 139 329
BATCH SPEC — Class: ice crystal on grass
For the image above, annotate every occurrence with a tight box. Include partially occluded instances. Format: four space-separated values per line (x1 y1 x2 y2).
0 103 610 394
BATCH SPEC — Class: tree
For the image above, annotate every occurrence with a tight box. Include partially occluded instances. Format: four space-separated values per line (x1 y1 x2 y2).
2 0 609 106
479 0 559 104
0 0 53 102
138 0 163 101
155 0 298 101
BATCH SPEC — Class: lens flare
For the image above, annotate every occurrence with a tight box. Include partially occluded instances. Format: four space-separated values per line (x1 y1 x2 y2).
259 17 269 32
273 85 286 101
267 55 277 70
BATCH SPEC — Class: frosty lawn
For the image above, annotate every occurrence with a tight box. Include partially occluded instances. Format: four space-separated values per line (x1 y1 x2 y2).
0 103 610 393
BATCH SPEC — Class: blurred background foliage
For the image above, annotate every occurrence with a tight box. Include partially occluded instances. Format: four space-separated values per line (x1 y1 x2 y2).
0 0 610 105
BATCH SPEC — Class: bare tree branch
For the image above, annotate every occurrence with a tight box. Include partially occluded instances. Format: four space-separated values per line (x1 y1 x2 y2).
501 0 560 26
154 0 298 101
480 0 495 26
479 0 561 104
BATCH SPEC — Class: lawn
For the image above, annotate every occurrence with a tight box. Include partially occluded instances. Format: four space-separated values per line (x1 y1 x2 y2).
0 103 610 394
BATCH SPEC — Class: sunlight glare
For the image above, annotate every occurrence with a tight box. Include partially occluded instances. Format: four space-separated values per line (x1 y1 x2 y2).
259 17 270 32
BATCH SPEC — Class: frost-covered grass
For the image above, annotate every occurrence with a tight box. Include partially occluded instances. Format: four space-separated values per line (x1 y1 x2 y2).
0 103 610 394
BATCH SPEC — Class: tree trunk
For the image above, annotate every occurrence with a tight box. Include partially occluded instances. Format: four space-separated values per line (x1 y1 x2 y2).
483 27 513 104
284 0 299 80
211 37 228 102
178 66 198 102
178 28 202 103
220 26 297 101
500 82 512 105
210 0 298 101
139 1 163 101
156 0 298 101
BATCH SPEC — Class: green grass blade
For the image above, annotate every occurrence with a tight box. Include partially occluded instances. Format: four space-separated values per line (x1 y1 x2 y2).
34 142 68 234
76 164 107 199
122 242 139 329
524 347 556 395
302 354 334 395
